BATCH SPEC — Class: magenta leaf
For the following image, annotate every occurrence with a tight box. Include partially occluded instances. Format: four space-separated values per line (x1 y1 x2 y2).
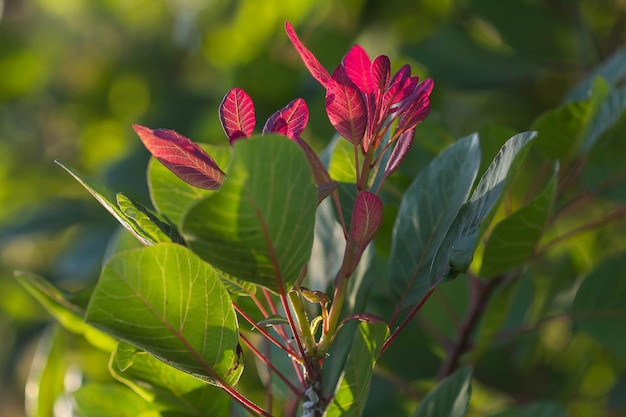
263 98 309 140
285 21 330 87
342 45 373 94
395 93 431 137
385 75 418 110
370 55 390 96
349 191 383 248
133 124 225 190
326 66 367 145
384 128 415 179
219 88 256 144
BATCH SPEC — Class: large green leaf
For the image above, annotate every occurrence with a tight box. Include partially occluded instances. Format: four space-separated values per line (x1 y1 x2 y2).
85 243 243 386
14 271 117 351
181 134 317 293
110 341 231 416
570 254 626 360
324 321 389 417
411 367 473 417
431 132 535 280
390 134 481 308
480 162 558 278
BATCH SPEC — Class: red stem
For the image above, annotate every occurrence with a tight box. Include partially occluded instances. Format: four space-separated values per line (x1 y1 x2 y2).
233 302 295 356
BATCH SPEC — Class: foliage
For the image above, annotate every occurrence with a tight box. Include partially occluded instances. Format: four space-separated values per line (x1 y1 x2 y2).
2 2 626 417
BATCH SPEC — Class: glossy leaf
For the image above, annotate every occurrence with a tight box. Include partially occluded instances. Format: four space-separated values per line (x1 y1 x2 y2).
181 135 317 293
55 160 154 246
390 134 481 308
411 367 473 417
570 253 626 360
349 191 383 249
325 321 389 417
15 271 117 351
133 124 225 190
219 87 256 143
85 243 243 386
480 162 558 278
431 132 535 280
326 65 368 145
262 97 308 140
285 21 330 87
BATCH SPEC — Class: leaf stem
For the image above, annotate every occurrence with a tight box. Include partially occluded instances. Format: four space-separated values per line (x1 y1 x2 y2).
233 301 295 356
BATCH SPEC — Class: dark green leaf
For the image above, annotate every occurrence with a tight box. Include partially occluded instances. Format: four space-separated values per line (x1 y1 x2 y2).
181 135 317 293
85 243 243 386
412 367 473 417
325 321 389 417
431 132 535 280
581 85 626 153
567 46 626 101
390 134 481 307
488 401 567 417
480 162 558 277
570 253 626 360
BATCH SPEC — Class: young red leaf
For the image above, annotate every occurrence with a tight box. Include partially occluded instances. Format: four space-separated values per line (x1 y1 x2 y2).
133 124 225 190
285 21 330 87
371 55 390 96
349 191 383 248
263 98 309 140
384 75 418 110
326 66 367 145
395 93 431 138
342 45 373 94
384 128 415 179
219 87 256 144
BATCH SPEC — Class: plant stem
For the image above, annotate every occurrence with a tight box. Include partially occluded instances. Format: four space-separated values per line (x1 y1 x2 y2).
233 302 295 356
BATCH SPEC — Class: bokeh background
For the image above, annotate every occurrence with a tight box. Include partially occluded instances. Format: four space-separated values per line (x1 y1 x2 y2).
1 0 625 416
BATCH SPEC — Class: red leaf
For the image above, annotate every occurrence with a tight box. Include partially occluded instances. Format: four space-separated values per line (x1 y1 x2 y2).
133 124 225 190
384 128 415 179
285 21 330 87
263 98 309 140
384 74 417 110
395 88 431 137
325 66 367 145
342 45 373 94
371 55 390 96
349 191 383 248
219 88 256 144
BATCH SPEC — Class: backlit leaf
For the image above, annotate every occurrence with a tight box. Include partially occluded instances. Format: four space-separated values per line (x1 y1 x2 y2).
133 124 225 190
86 243 243 386
342 45 373 94
285 21 330 87
219 87 256 143
349 191 383 249
326 65 367 145
263 97 308 140
181 135 317 293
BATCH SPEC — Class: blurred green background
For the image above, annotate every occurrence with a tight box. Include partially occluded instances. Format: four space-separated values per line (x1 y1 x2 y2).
1 0 624 416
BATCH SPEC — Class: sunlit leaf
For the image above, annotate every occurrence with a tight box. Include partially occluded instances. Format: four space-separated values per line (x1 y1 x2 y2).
133 124 225 190
116 193 174 244
285 21 330 87
480 162 558 277
342 45 373 94
390 134 481 308
85 243 243 386
220 87 256 143
411 367 473 417
263 98 308 140
326 65 368 145
570 253 626 360
74 383 159 417
431 132 535 280
181 135 317 293
325 321 389 417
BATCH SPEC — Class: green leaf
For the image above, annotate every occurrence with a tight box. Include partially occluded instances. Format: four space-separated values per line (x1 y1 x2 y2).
85 243 243 386
74 383 161 417
570 253 626 360
411 367 473 417
581 84 626 153
390 134 481 308
14 271 117 351
116 193 176 244
431 132 535 280
532 80 607 160
55 160 153 245
181 135 317 293
488 401 567 417
480 162 558 277
110 341 232 416
328 136 360 183
324 321 389 417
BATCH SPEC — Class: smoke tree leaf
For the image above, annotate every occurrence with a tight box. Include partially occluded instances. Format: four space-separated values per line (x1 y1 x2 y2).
85 243 243 386
431 132 535 280
390 134 481 308
181 134 317 293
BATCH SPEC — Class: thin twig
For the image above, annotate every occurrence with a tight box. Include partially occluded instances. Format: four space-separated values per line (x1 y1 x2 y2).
233 301 295 356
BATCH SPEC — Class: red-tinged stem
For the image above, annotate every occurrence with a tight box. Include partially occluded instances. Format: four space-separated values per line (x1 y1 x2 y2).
233 302 295 356
240 333 304 397
436 275 503 380
354 142 361 185
279 291 313 373
379 286 437 356
250 291 271 318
